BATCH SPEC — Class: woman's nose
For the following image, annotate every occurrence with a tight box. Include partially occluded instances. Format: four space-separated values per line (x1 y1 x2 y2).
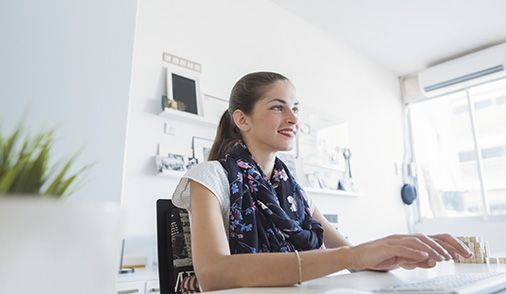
287 109 298 124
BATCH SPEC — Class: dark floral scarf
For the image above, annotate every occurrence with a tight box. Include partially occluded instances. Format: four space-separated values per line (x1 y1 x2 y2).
220 141 324 254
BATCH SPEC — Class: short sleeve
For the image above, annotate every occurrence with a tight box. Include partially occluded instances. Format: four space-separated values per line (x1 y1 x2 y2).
172 161 230 216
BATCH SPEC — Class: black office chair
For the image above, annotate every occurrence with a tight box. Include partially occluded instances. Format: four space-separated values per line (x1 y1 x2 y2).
156 199 200 294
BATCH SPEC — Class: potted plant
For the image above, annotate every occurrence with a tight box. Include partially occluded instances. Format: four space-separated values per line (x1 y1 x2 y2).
0 125 86 197
0 124 123 294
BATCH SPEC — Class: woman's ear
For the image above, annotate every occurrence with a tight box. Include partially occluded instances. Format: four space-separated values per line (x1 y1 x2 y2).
232 109 250 132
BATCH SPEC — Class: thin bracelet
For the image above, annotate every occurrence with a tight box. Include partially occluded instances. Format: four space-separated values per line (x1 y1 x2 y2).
294 250 302 285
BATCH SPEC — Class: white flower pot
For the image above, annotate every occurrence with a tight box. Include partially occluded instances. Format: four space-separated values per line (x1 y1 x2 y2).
0 197 123 294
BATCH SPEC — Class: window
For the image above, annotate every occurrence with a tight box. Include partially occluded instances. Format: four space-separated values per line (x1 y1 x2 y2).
408 78 506 218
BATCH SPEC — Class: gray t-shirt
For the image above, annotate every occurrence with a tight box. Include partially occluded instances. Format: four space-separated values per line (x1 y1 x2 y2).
171 160 316 238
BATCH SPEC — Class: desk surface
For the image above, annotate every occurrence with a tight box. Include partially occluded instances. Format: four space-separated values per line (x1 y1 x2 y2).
211 262 506 293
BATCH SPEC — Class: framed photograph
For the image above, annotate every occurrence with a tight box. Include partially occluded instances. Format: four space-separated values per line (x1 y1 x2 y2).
165 65 203 116
305 173 321 189
185 157 199 170
314 171 327 189
156 153 186 174
203 94 228 124
321 170 340 190
192 136 214 163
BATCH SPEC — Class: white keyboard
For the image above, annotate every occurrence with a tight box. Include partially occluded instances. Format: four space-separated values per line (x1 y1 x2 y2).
375 272 506 294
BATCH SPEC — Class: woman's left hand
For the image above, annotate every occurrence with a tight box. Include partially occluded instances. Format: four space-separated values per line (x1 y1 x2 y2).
368 233 473 271
428 233 474 260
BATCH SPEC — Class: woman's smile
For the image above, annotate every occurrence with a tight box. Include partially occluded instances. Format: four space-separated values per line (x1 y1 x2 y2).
277 128 297 137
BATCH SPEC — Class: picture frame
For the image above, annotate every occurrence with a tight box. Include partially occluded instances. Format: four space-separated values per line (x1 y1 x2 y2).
186 157 199 170
305 173 322 189
192 136 214 163
156 153 187 174
165 64 203 116
202 93 228 124
314 171 327 189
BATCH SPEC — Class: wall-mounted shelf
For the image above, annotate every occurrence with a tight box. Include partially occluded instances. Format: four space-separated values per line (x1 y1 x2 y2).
156 170 185 178
159 107 217 127
303 187 360 197
303 161 345 173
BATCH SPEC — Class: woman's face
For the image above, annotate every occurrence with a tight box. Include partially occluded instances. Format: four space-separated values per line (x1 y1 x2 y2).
242 80 299 154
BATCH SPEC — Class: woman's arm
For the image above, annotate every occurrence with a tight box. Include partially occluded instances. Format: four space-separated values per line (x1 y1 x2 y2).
311 207 351 248
189 180 354 291
188 181 430 291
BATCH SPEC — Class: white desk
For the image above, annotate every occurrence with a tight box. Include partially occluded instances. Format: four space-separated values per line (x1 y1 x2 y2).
211 262 506 293
117 267 159 294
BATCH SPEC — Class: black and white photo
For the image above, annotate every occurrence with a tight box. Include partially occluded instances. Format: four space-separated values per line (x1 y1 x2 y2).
156 153 186 174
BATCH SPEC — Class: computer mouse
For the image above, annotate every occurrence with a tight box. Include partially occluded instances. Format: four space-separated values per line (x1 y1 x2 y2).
324 288 373 294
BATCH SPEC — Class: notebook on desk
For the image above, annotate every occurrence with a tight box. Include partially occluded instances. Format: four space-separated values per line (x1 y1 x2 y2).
374 272 506 294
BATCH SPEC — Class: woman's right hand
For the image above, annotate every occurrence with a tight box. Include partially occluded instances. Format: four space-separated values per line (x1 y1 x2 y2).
346 234 467 271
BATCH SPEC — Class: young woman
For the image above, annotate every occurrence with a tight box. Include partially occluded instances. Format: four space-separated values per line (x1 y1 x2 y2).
172 72 472 291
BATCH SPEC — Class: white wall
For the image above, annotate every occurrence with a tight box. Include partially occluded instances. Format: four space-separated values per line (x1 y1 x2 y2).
123 0 407 245
0 0 138 203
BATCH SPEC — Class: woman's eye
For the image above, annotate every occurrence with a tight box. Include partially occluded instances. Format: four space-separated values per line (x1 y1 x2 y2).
272 105 283 111
292 107 299 114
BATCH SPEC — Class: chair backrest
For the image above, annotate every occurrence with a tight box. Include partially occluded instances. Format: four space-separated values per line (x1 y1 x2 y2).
156 199 200 294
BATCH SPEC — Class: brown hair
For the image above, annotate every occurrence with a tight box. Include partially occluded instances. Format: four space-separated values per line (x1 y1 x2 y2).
207 72 289 160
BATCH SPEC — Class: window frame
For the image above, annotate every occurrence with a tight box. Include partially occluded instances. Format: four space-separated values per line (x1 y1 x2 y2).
405 76 506 221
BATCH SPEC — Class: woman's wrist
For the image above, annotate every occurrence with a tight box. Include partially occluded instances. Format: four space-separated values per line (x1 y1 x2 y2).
333 245 357 271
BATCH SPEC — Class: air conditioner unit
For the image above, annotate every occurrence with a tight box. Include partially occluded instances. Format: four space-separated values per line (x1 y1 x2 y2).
418 42 506 97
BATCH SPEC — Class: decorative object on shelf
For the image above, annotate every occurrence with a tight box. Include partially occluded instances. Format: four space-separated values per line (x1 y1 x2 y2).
329 146 342 167
203 93 228 124
164 53 203 116
156 153 186 174
165 66 201 115
305 172 321 189
338 148 355 192
155 155 198 177
162 95 186 112
162 52 202 73
455 236 490 264
299 157 343 192
192 136 214 163
315 171 327 189
296 108 351 192
186 157 199 170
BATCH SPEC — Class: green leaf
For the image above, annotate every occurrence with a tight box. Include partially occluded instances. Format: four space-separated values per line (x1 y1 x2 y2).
0 162 24 193
0 122 88 198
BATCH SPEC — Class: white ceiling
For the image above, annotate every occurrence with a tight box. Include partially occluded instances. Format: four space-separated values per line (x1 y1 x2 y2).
272 0 506 76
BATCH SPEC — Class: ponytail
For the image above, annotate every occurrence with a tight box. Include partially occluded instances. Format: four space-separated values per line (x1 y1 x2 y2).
208 110 241 161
